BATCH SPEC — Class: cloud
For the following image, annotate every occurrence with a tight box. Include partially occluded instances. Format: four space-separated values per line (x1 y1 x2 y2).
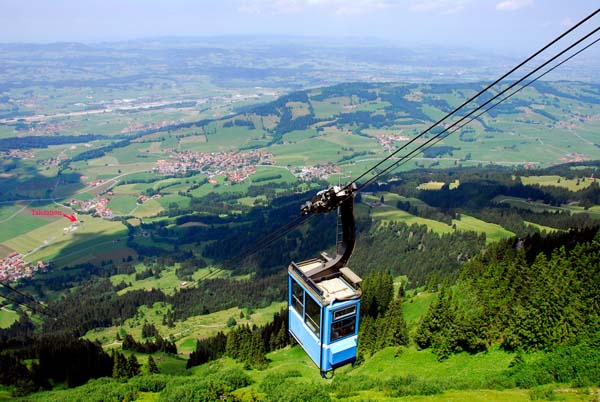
237 0 481 16
561 17 574 27
495 0 533 11
237 0 398 16
238 2 262 14
409 0 472 14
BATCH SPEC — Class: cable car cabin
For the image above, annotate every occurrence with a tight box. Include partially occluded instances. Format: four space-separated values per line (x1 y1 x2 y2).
289 183 360 376
288 256 362 377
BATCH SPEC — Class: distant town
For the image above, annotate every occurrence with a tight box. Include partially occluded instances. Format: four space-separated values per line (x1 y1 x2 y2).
154 149 344 182
69 197 114 219
0 252 49 282
293 165 342 181
155 150 274 183
375 133 410 152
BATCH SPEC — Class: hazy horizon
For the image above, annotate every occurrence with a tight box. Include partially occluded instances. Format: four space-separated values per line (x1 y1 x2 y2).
1 0 598 56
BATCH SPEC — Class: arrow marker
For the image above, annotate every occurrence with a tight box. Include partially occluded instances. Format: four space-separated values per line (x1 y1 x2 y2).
63 213 77 222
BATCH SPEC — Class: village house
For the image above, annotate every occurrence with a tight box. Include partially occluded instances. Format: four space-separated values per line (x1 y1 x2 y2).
0 253 49 282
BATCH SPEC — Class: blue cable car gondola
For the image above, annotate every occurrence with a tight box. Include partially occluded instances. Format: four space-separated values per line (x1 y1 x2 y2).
288 184 362 377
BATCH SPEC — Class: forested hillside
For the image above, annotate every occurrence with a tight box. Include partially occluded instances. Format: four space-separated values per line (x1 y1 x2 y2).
2 225 598 401
415 228 600 358
1 76 599 400
0 221 600 401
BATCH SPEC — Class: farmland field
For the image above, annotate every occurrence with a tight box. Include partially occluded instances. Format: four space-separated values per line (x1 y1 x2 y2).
8 215 129 265
1 81 599 315
0 202 58 244
369 207 454 235
0 307 18 329
520 175 595 191
452 215 514 244
83 300 287 353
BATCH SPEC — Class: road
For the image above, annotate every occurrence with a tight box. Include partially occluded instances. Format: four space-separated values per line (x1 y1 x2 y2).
0 99 206 124
350 156 539 166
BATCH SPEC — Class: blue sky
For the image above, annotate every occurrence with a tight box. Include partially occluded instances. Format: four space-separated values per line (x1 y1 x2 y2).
0 0 597 55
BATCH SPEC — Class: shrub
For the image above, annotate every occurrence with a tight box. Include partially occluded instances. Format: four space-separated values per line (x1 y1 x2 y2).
267 381 330 402
259 370 301 395
158 379 235 402
22 378 138 402
330 374 381 393
510 345 600 388
484 375 517 390
384 375 418 389
529 385 557 400
209 368 252 390
387 378 444 397
130 374 169 392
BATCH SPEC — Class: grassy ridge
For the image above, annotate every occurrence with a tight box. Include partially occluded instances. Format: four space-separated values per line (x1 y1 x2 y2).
0 307 18 329
11 284 600 401
452 215 514 244
363 193 514 243
0 205 52 244
521 175 595 191
84 300 287 355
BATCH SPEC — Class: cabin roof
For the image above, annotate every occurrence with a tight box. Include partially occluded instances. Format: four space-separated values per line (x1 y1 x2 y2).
290 258 362 305
316 277 356 303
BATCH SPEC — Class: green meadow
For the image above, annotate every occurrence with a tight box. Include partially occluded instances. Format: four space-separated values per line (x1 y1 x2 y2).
83 300 287 354
0 307 18 329
452 215 514 244
520 175 595 191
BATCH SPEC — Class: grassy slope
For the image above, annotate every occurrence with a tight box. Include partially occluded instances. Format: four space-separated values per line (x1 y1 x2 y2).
15 287 599 401
364 193 514 243
521 175 595 191
110 265 227 296
84 300 287 355
525 221 560 233
403 291 436 331
452 215 514 244
0 203 56 244
17 216 128 265
0 307 18 328
493 195 600 219
196 344 592 402
353 347 512 384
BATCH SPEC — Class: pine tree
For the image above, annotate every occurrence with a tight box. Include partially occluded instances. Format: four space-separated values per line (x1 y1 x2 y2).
414 287 455 356
225 327 242 360
249 330 267 369
373 315 389 351
112 351 128 379
127 354 141 378
122 334 136 351
147 355 160 374
384 298 409 347
142 322 159 338
397 281 406 299
239 326 254 363
274 325 288 349
361 272 394 318
357 315 377 357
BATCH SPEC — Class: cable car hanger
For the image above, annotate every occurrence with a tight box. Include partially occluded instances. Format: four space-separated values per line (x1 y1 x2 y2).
289 183 362 377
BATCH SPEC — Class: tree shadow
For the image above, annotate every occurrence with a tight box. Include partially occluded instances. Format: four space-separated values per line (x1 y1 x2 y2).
0 159 86 202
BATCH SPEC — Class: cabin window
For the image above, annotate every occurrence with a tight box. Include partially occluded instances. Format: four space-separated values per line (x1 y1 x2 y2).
304 295 321 337
292 280 304 315
333 306 356 321
331 315 356 342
